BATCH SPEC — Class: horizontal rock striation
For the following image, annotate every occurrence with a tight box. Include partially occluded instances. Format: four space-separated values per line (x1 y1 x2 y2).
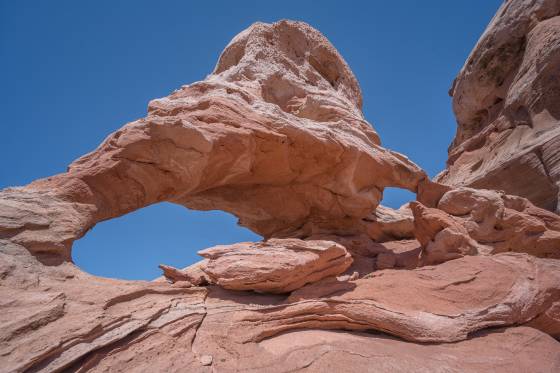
2 5 560 372
232 253 560 343
0 20 425 262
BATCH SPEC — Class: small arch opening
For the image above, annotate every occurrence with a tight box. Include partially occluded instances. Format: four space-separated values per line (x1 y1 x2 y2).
72 202 261 280
380 187 416 209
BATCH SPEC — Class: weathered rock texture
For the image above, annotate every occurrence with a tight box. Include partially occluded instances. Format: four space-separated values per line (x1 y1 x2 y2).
412 186 560 265
2 6 560 373
197 238 352 293
0 19 425 264
237 253 560 343
158 260 210 286
438 0 560 213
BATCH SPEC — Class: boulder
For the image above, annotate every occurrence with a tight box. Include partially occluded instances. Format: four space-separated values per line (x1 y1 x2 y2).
364 204 415 242
197 238 352 293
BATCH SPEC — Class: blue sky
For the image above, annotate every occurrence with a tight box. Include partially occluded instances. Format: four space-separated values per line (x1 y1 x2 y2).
0 1 502 280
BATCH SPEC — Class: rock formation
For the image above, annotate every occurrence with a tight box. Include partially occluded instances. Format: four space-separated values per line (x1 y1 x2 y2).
412 187 560 265
0 20 425 265
438 0 560 213
196 238 352 293
1 4 560 372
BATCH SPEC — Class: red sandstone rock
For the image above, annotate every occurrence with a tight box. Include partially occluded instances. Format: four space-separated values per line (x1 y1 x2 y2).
439 0 560 213
2 244 559 372
1 7 560 372
412 187 560 264
0 19 425 263
197 238 352 293
375 239 421 269
364 204 415 242
234 253 560 343
410 201 488 265
158 260 210 285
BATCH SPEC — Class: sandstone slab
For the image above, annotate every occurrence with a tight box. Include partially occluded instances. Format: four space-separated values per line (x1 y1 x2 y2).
158 260 210 286
234 253 560 343
197 238 352 293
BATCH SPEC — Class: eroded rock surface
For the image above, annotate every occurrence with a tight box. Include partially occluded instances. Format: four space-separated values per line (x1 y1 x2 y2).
234 253 560 343
439 0 560 213
2 7 560 373
0 19 425 263
197 238 352 293
412 186 560 265
2 241 560 372
363 204 415 242
158 260 210 286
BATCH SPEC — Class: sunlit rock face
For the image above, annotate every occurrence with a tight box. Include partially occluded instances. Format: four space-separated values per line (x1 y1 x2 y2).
196 238 352 293
0 19 425 262
2 8 560 373
412 186 560 265
438 0 560 213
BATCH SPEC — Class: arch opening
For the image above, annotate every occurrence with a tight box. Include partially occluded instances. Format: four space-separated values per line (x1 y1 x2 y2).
72 202 261 280
380 187 416 209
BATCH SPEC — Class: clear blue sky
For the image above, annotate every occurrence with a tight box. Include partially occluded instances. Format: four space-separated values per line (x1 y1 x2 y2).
0 1 502 280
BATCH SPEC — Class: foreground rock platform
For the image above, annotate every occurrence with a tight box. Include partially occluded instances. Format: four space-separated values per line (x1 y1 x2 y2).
0 19 425 264
2 3 560 372
1 244 559 372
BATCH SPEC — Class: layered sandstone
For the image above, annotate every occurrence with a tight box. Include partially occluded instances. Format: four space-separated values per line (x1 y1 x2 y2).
197 239 352 293
1 7 560 373
2 246 559 372
438 0 560 213
412 186 560 265
236 253 560 343
0 20 424 264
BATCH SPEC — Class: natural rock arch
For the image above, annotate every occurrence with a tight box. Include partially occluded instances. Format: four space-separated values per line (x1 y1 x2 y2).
1 20 425 264
2 11 560 373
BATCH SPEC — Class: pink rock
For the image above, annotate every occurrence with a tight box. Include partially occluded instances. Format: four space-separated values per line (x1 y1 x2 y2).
0 19 425 262
1 8 560 372
235 253 560 343
412 187 560 265
198 238 352 293
375 239 421 270
439 0 560 213
158 260 210 286
364 204 415 242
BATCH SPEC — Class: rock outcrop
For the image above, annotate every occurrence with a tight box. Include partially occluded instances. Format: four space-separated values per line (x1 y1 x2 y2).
235 253 560 343
363 204 415 242
0 20 425 264
2 5 560 373
438 0 560 213
158 260 210 286
412 186 560 265
196 239 352 293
